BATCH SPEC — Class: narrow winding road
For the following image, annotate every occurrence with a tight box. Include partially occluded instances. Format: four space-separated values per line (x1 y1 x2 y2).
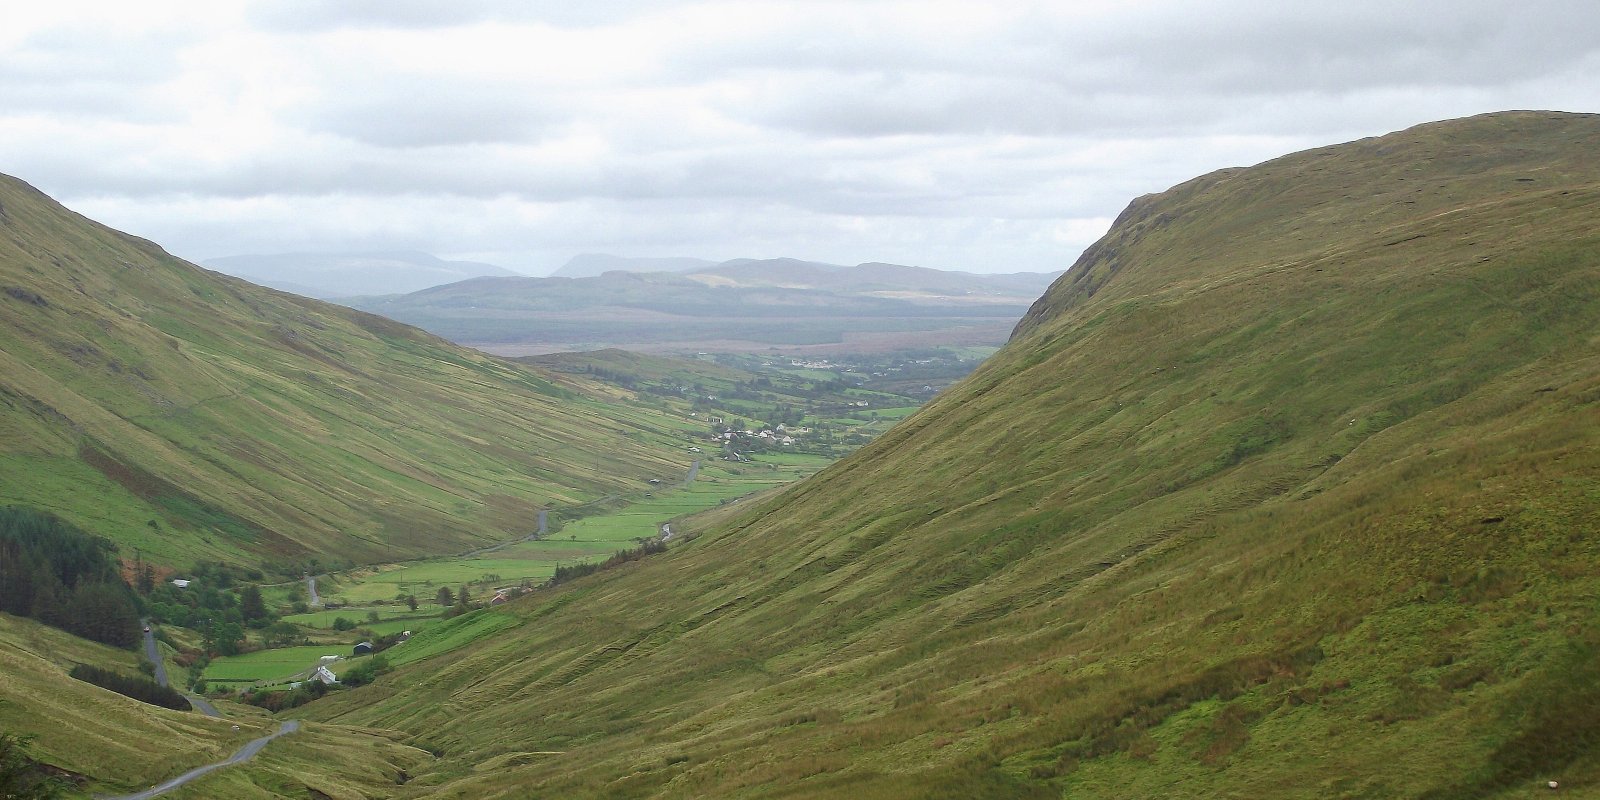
306 575 322 607
140 621 219 717
94 721 301 800
119 622 299 798
139 620 169 688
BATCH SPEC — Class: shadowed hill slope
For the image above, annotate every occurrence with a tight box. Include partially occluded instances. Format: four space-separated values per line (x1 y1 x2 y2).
0 174 694 569
310 110 1598 797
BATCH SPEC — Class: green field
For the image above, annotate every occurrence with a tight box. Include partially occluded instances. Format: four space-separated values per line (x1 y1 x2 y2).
280 606 433 628
377 609 522 668
321 455 830 605
867 405 920 420
202 645 350 684
357 618 435 636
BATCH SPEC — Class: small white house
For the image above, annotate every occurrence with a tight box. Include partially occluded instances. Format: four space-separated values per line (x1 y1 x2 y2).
314 665 339 685
170 579 191 589
318 655 341 664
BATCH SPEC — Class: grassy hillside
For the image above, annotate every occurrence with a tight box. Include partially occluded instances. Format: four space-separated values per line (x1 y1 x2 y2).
302 111 1600 798
0 174 700 569
0 612 427 797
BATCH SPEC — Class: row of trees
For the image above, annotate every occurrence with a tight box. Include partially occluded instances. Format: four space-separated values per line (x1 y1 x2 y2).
68 664 189 710
0 507 140 648
549 539 667 587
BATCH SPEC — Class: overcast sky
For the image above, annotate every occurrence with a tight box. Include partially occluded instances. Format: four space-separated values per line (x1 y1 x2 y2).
3 1 1596 275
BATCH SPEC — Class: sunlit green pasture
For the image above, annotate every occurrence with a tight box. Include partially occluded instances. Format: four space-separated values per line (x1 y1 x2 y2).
280 606 428 628
359 618 437 637
322 455 830 605
321 557 565 604
868 405 920 419
202 645 347 684
378 609 522 668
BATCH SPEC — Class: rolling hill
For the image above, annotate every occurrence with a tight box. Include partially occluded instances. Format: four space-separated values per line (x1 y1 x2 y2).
0 174 699 570
552 253 718 278
303 111 1600 797
342 260 1060 356
203 251 520 299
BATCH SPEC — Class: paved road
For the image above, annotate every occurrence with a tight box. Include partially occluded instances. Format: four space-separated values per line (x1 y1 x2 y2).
683 459 701 486
95 721 301 800
139 620 168 688
140 621 220 718
186 694 221 717
306 575 322 607
537 508 548 535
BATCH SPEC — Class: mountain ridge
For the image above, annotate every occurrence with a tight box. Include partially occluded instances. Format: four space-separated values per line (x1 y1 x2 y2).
203 250 520 298
0 174 696 569
345 259 1062 355
304 110 1600 797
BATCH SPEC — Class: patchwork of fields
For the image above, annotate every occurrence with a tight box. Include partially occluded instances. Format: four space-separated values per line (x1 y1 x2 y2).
321 454 828 605
196 451 832 688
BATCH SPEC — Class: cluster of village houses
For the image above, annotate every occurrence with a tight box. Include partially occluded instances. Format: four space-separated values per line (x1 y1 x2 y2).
714 424 807 448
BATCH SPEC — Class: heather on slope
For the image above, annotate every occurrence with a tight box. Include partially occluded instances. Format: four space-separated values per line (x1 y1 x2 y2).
305 111 1600 798
0 174 698 568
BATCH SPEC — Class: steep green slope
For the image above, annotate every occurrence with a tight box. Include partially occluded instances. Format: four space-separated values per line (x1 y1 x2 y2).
0 175 695 568
0 612 428 797
305 111 1600 798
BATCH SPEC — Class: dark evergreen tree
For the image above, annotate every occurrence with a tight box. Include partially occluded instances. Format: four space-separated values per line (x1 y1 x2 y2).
136 564 156 594
239 584 268 624
62 582 138 648
0 733 68 799
0 506 139 646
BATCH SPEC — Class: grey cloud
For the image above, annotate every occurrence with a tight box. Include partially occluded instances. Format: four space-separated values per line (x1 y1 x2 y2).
9 0 1600 276
295 83 569 147
0 27 185 119
248 0 659 32
680 1 1600 139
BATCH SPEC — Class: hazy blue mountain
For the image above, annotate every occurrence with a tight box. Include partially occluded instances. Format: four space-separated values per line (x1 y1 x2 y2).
344 258 1064 354
690 258 1062 297
203 250 519 298
551 253 718 278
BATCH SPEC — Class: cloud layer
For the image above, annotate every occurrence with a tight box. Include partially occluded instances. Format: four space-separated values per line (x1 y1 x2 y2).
3 0 1596 273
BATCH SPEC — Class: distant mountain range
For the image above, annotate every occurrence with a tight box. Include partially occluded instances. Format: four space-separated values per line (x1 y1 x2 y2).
344 259 1064 354
202 251 520 298
552 253 718 278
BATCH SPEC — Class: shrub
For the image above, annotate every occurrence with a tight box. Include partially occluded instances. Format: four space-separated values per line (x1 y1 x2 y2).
243 680 328 712
341 655 391 687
